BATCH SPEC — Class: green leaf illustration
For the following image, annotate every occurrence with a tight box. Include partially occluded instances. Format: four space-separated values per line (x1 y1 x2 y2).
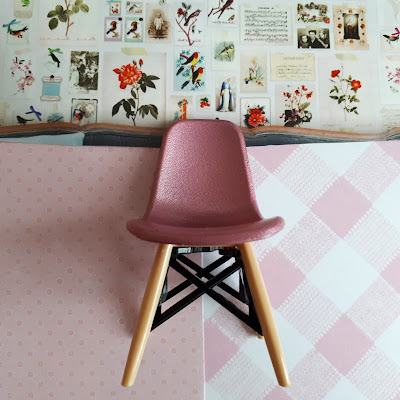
112 102 122 116
128 98 136 109
47 10 57 17
58 12 68 22
122 100 132 115
65 9 74 16
147 75 160 81
299 102 310 110
145 80 156 89
75 0 83 5
49 17 59 29
131 88 137 98
149 104 158 113
72 4 80 13
80 4 89 12
330 96 338 100
354 110 359 115
55 5 64 14
140 84 147 93
149 107 158 119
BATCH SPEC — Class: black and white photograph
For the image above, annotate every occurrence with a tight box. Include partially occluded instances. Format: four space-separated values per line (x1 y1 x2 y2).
297 27 330 49
69 51 99 95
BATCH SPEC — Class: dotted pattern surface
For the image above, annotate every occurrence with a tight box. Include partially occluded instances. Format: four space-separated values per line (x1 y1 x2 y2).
0 143 204 400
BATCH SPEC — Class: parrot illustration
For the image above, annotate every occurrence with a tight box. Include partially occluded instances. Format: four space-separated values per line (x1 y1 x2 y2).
107 21 118 36
127 21 139 36
215 0 233 19
184 9 201 26
181 67 204 89
176 52 199 75
17 116 33 125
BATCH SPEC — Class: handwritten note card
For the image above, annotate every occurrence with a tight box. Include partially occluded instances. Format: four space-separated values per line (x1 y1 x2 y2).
270 53 315 81
381 108 400 132
240 5 292 45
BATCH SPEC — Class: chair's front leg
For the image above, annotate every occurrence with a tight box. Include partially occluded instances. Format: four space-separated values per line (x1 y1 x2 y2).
121 243 173 387
239 242 291 387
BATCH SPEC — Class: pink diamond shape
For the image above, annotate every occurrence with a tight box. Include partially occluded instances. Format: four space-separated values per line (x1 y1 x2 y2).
379 142 400 165
264 386 292 399
382 253 400 294
311 177 371 238
260 249 305 308
249 145 299 173
204 319 239 382
315 316 373 375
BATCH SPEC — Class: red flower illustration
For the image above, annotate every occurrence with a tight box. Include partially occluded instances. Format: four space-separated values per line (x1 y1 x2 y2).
351 80 362 91
177 7 185 16
331 70 341 78
302 85 308 91
306 91 313 99
113 63 142 89
248 114 265 127
338 23 342 28
250 108 262 117
324 17 330 23
295 89 300 96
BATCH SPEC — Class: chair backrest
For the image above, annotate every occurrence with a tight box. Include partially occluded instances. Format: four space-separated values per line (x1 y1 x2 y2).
144 119 263 227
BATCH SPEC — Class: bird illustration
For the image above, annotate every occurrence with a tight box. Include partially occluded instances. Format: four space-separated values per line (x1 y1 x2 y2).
48 48 63 68
218 44 234 59
181 67 204 89
17 115 33 125
127 21 138 36
10 25 28 38
384 28 400 44
228 14 235 21
176 52 199 75
184 9 201 26
128 3 138 12
72 108 85 122
107 21 118 36
215 0 233 19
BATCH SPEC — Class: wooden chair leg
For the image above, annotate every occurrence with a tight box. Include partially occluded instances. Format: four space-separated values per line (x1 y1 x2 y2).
121 243 173 387
239 242 291 388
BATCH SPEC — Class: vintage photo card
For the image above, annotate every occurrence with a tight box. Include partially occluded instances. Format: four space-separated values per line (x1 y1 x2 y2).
71 98 97 126
212 30 239 71
146 3 173 43
125 16 144 42
108 0 121 16
69 51 99 95
241 5 292 46
207 0 238 27
4 20 30 45
38 0 97 42
297 3 330 24
126 1 143 15
381 56 400 104
174 49 206 92
270 53 315 81
240 51 267 94
174 1 205 46
167 96 193 123
318 56 375 130
333 6 369 50
102 52 166 127
215 74 236 112
275 84 316 128
240 98 271 129
104 17 123 42
381 28 400 51
378 0 400 27
297 27 330 49
15 0 33 19
196 94 212 112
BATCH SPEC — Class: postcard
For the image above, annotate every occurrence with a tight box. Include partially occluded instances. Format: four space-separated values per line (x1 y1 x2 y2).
215 74 236 112
71 98 97 126
108 0 121 16
297 27 330 49
104 17 123 42
174 1 205 46
174 49 206 92
207 0 238 27
196 95 212 112
212 30 239 71
240 98 271 129
125 17 144 43
270 53 315 81
68 51 99 95
15 0 33 19
4 20 30 45
167 96 193 123
240 51 267 94
297 3 330 24
381 28 400 51
145 3 173 43
126 1 143 15
381 56 400 105
380 108 400 132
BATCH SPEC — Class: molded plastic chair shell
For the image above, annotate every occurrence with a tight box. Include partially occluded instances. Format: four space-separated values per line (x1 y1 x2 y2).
126 119 284 246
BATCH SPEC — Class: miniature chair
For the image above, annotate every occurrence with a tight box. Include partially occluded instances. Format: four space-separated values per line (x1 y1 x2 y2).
121 119 290 388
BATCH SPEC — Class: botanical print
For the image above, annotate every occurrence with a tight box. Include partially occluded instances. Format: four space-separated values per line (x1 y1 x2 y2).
167 96 193 122
278 85 314 127
329 67 361 120
175 2 205 46
215 75 236 112
47 0 90 38
14 0 33 19
207 0 237 27
381 57 400 104
297 3 329 24
146 4 172 43
212 30 238 71
3 19 29 45
382 28 400 51
333 6 369 50
40 76 62 101
386 65 400 93
69 51 99 95
10 56 35 96
105 17 123 41
71 98 97 125
108 0 121 16
241 98 270 129
297 27 330 49
126 1 143 15
240 51 267 94
174 49 205 91
197 95 211 111
125 17 144 42
39 0 96 41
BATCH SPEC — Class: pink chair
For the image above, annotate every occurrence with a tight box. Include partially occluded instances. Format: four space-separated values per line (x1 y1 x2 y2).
121 119 290 388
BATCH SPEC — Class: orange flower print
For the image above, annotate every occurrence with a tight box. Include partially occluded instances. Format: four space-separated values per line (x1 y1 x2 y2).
113 63 142 89
331 70 341 78
306 91 313 99
351 80 361 91
250 108 262 117
248 113 265 127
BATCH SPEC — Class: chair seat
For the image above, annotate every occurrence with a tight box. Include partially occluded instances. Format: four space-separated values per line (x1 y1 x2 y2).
126 216 285 246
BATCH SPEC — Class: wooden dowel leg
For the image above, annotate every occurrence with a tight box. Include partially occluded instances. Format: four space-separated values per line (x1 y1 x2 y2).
121 244 173 387
239 242 291 387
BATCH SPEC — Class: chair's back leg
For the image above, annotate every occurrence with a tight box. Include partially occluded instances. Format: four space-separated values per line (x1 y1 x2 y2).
238 242 291 388
121 244 173 387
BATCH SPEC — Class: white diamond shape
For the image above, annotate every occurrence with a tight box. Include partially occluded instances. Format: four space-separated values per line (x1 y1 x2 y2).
205 382 224 400
308 241 379 312
376 316 400 369
324 377 368 400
